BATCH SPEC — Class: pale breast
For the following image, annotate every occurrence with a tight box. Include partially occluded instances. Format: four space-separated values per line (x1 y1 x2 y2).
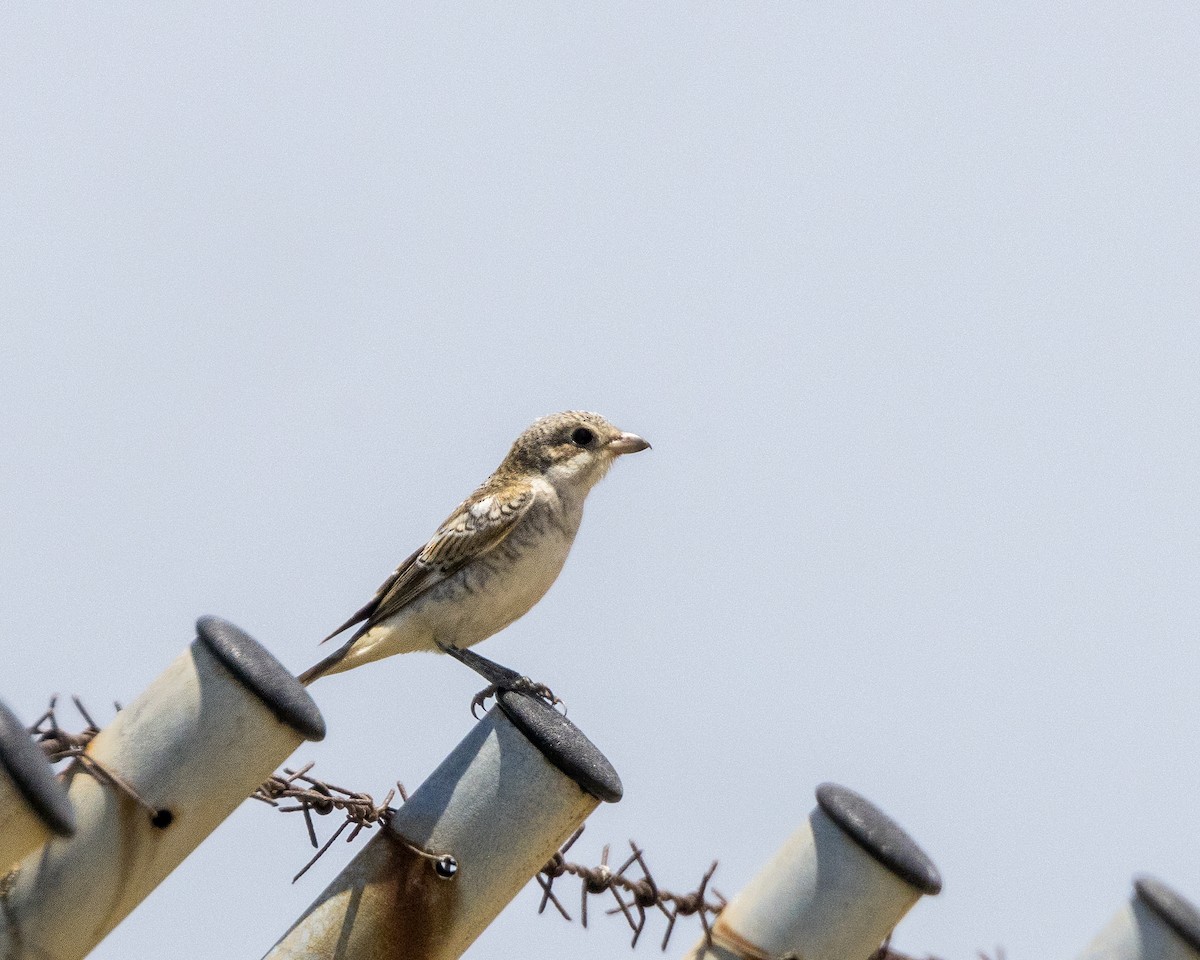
425 494 581 648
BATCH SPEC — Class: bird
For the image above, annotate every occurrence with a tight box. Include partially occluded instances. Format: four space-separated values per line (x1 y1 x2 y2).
298 411 650 687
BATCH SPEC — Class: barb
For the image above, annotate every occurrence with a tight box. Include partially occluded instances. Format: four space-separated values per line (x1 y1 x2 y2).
27 695 162 818
252 764 406 881
535 826 727 951
28 695 100 764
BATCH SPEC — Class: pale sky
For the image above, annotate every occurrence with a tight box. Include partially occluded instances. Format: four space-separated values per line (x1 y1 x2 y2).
2 4 1199 958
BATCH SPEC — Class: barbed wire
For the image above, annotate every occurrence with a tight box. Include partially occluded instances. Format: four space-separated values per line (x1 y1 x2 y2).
26 697 973 957
27 695 167 822
252 762 406 881
27 694 102 764
27 697 731 950
535 825 726 950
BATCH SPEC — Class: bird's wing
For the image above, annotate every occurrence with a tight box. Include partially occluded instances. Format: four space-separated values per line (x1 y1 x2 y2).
321 481 537 644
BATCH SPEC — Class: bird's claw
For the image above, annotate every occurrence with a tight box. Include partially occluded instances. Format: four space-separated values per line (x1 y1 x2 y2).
471 677 566 719
434 642 566 717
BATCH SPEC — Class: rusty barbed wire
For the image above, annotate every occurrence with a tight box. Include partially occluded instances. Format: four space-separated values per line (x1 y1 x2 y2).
535 825 727 951
25 698 955 957
27 694 101 764
28 697 410 882
28 697 732 949
252 762 408 882
27 695 163 820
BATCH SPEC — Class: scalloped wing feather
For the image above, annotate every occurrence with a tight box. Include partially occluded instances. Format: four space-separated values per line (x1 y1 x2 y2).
320 482 536 645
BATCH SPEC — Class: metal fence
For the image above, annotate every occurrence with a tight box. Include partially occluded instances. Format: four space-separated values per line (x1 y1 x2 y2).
2 616 1198 960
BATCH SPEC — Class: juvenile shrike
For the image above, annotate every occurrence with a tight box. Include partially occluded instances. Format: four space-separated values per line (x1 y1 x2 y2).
298 411 649 686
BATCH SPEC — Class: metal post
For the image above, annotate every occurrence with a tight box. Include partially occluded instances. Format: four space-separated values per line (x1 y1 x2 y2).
264 689 623 960
0 617 325 960
0 700 75 870
682 782 942 960
1077 876 1200 960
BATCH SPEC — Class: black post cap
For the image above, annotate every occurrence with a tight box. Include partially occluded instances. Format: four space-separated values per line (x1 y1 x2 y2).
196 616 326 741
498 692 622 803
1135 875 1200 954
815 782 942 895
0 700 75 838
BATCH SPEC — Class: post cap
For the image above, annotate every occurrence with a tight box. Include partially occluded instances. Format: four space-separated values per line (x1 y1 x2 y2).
498 692 622 803
1134 875 1200 953
815 782 942 894
196 616 326 741
0 699 75 837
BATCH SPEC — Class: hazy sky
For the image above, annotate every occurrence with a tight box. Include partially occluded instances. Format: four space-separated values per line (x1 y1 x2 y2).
3 4 1199 958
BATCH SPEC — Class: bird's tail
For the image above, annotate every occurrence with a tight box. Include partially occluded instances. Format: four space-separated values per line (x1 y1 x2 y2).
297 645 350 686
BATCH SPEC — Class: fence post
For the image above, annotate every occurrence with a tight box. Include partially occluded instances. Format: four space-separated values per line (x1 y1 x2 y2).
0 700 75 870
681 782 941 960
1077 876 1200 960
0 617 325 960
263 689 622 960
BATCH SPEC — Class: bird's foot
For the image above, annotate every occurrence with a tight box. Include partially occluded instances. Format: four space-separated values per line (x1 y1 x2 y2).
470 677 564 719
436 642 566 718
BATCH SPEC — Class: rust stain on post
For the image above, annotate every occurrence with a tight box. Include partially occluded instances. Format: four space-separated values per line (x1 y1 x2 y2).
279 831 463 960
103 787 156 941
708 916 773 960
265 698 618 960
368 832 462 960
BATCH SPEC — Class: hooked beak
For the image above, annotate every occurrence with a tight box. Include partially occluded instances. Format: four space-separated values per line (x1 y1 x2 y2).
608 431 651 455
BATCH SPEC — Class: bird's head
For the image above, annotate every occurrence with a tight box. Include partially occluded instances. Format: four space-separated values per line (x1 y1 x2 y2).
501 411 650 492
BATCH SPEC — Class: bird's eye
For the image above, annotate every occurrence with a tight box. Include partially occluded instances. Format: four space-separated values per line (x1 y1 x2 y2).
570 427 596 447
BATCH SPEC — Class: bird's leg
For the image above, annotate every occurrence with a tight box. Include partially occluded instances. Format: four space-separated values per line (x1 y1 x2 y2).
435 642 564 718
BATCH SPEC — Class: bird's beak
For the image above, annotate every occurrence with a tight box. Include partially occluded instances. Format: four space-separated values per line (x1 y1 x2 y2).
608 432 651 455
